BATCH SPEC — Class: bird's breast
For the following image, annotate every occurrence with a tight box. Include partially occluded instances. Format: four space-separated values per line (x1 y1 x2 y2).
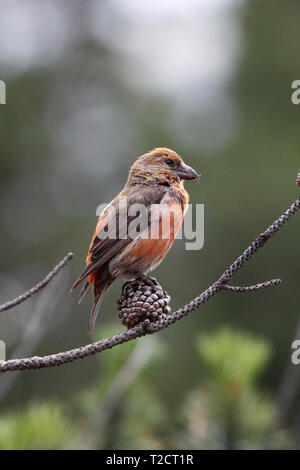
109 196 185 278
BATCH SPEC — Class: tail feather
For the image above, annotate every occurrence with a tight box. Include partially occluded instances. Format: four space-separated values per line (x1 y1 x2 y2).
78 280 91 304
70 272 87 292
88 273 113 334
88 290 106 334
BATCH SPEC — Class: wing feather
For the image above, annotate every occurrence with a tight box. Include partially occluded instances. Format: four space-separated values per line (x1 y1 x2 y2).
71 185 167 290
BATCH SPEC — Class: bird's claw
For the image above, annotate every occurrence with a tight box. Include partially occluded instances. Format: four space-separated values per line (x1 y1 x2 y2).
122 275 159 297
135 274 159 288
148 276 159 287
122 281 133 296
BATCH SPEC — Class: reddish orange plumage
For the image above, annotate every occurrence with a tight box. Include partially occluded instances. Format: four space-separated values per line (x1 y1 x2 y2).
71 147 200 333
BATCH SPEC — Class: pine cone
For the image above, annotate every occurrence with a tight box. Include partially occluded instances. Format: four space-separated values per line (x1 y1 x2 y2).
117 279 171 329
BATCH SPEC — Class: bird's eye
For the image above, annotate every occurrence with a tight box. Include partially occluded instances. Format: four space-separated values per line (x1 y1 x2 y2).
165 159 174 166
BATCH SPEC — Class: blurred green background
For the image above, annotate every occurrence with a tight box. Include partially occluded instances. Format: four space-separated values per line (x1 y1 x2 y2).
0 0 300 449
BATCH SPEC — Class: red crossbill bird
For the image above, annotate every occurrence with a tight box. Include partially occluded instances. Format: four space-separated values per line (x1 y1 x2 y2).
71 148 200 333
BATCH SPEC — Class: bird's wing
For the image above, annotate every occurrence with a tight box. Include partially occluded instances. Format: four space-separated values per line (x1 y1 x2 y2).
71 185 168 290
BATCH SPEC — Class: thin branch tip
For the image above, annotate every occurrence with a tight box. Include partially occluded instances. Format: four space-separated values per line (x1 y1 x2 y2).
223 278 282 293
0 252 74 313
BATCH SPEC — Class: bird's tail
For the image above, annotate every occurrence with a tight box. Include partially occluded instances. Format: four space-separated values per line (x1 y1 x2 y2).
88 272 113 335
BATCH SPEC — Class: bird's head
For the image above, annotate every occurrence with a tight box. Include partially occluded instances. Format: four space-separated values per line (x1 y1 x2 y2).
128 148 201 186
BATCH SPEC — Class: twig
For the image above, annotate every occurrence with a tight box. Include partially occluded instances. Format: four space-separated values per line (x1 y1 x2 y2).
223 279 282 292
0 196 299 373
0 253 74 313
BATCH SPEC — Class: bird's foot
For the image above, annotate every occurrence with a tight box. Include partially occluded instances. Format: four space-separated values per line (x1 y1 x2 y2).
134 273 159 288
148 276 159 287
122 281 135 296
122 275 159 297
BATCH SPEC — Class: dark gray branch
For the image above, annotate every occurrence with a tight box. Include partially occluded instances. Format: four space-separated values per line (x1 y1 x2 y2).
1 196 299 373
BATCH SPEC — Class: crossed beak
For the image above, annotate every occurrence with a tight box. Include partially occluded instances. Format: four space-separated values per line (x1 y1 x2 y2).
177 164 201 183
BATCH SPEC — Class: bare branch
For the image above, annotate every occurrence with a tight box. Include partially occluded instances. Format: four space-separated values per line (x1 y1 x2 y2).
0 252 74 313
223 279 282 292
0 196 299 373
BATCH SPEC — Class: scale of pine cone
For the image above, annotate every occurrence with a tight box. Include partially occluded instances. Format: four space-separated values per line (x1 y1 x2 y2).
117 279 171 329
